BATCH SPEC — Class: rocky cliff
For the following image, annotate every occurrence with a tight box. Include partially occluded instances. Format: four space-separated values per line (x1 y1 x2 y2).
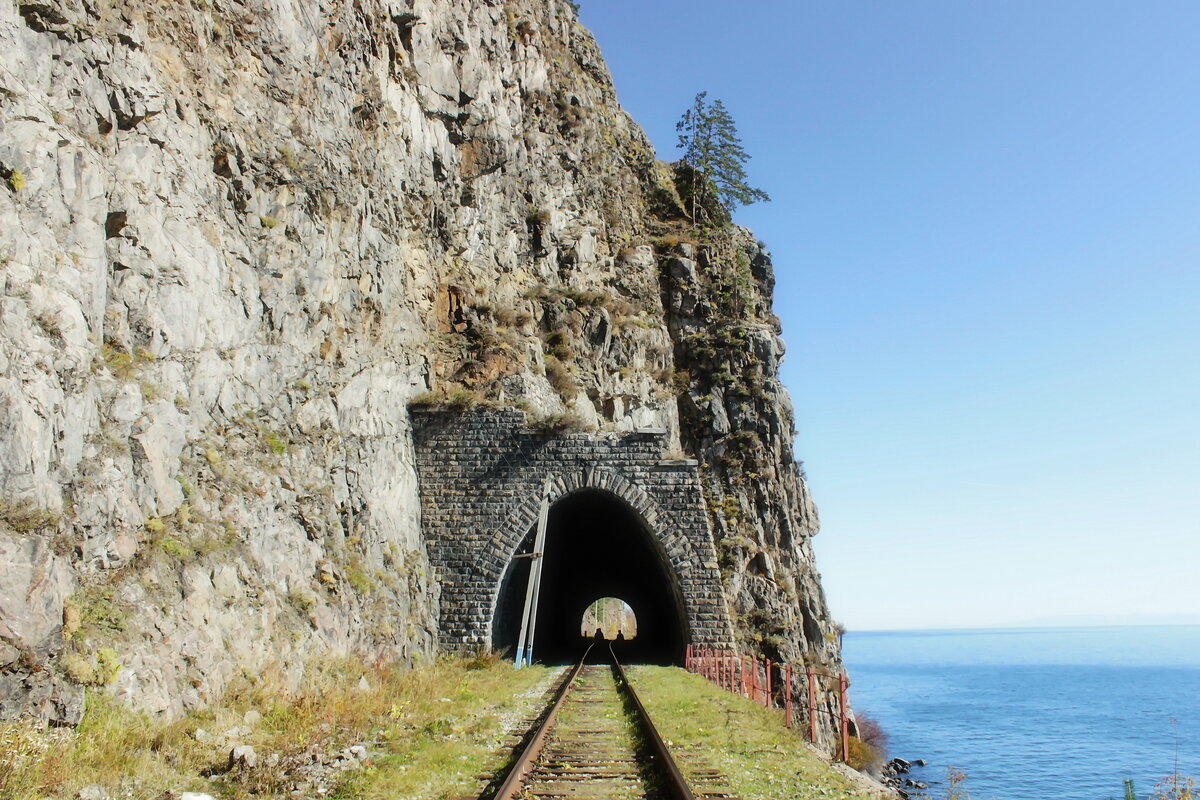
0 0 845 744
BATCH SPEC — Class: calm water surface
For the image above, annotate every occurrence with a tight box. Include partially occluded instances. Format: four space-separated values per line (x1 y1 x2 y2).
843 626 1200 800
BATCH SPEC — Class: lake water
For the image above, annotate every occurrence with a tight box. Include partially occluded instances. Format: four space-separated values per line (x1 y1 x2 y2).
842 626 1200 800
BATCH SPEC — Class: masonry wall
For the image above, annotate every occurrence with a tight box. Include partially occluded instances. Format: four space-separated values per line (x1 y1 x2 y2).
411 408 736 655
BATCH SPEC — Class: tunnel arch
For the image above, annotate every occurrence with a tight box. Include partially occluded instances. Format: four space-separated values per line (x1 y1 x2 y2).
490 479 690 665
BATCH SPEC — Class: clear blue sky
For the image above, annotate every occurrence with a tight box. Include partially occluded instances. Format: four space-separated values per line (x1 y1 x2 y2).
577 1 1200 630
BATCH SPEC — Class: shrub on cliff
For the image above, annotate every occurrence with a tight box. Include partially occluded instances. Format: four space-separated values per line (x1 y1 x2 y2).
846 710 888 774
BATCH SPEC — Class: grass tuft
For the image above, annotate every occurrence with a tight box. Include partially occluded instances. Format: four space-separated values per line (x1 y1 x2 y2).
0 499 60 533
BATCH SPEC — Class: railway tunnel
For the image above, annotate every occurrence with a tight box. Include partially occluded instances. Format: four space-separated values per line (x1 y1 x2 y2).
491 488 686 665
411 409 736 664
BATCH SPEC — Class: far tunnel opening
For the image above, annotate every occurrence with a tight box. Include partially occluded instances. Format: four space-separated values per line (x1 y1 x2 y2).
581 597 637 641
491 489 687 665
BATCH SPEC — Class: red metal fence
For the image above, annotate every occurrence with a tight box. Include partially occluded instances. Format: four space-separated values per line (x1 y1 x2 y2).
684 645 852 762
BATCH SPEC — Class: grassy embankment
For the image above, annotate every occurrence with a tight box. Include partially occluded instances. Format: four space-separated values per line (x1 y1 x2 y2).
0 656 555 800
631 665 887 800
2 659 886 800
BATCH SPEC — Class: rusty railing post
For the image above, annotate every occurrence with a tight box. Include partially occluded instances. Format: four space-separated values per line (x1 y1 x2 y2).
765 658 772 708
784 663 793 727
839 672 850 763
807 665 817 744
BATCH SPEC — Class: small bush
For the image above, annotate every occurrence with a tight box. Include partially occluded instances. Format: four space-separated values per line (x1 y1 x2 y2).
1151 774 1197 800
410 385 483 412
97 344 151 380
567 288 608 307
259 215 279 229
846 735 883 774
461 647 503 671
6 168 25 192
61 649 121 686
946 766 971 800
346 568 373 594
71 585 127 635
34 311 62 340
527 411 588 434
176 475 195 499
0 499 60 533
94 649 121 685
543 328 573 361
543 354 574 400
655 231 696 250
287 590 316 614
62 653 97 684
159 538 193 560
855 710 888 754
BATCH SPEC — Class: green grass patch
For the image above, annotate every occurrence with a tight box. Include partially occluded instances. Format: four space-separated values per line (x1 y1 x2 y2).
629 666 879 800
330 661 553 799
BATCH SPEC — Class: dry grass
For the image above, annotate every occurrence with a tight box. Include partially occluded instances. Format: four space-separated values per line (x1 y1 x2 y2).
527 411 589 434
0 499 60 533
0 656 553 800
542 354 575 400
410 385 484 411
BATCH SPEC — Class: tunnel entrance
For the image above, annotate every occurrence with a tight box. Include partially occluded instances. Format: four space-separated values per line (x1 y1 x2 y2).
492 489 687 665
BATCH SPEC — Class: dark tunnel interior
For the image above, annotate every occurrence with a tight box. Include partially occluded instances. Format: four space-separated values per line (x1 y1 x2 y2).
492 489 686 665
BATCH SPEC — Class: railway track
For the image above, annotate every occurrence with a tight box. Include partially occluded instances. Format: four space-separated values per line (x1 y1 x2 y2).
484 644 738 800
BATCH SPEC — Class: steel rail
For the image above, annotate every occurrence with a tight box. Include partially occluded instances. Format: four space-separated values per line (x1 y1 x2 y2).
608 644 698 800
491 643 593 800
489 643 699 800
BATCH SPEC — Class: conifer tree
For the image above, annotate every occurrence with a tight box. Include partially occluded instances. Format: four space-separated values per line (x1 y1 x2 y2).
675 92 770 221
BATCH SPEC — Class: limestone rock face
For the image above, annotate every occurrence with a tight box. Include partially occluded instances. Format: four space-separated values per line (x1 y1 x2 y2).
0 534 73 661
0 0 847 748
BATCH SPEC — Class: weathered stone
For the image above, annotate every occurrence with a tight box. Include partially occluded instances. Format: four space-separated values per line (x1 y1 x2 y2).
229 744 258 770
0 668 84 726
0 533 73 657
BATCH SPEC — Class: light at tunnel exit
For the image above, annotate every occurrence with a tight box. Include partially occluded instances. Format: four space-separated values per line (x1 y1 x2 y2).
581 597 637 640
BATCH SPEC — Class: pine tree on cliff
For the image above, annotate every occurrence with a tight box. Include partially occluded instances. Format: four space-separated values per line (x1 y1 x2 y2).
675 92 770 222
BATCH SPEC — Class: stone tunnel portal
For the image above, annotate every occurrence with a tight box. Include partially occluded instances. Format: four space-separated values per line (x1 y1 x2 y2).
492 489 687 665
